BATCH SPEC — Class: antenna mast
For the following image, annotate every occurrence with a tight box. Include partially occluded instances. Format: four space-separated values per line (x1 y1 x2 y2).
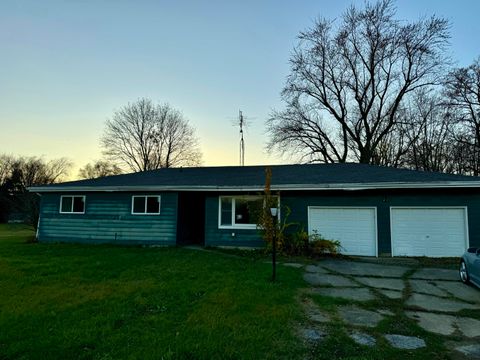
239 110 245 166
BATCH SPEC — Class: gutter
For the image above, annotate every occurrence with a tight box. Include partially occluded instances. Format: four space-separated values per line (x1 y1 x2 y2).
27 181 480 193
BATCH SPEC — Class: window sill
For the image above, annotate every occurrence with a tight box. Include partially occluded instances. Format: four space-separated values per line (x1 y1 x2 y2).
218 225 258 230
131 213 161 216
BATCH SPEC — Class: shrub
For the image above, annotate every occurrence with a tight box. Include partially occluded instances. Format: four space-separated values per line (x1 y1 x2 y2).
282 229 342 256
283 228 309 255
309 231 342 255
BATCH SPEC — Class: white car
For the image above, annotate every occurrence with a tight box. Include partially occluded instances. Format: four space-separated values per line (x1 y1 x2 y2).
460 247 480 288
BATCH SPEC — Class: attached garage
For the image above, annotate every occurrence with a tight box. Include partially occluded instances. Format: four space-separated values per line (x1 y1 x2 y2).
390 207 468 257
308 207 377 256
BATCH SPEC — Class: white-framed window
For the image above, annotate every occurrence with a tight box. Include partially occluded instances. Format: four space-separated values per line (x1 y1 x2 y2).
218 195 279 229
131 195 161 215
60 195 86 214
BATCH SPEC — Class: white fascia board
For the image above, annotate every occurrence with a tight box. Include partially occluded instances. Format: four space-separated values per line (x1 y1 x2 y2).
27 181 480 193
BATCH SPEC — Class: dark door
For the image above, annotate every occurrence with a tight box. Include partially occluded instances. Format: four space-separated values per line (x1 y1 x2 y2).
176 192 205 245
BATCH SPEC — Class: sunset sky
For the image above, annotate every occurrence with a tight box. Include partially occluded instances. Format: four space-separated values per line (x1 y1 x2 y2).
1 0 480 177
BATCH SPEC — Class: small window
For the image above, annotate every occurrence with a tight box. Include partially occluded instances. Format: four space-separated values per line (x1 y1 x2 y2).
132 196 161 215
60 196 85 214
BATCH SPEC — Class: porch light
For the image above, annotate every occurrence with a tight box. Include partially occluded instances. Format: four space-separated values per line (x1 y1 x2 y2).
270 207 278 217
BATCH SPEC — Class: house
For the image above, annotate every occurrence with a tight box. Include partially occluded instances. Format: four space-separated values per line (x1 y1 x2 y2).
29 163 480 257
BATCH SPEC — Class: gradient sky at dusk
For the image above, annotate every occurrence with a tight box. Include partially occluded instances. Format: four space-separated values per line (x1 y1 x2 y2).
1 0 479 177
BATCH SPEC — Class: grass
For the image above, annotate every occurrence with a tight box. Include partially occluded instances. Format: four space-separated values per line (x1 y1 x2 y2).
0 224 306 360
412 257 460 269
180 244 469 359
206 246 348 265
1 224 468 359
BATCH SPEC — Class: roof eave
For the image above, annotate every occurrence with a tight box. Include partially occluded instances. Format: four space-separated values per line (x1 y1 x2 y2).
27 181 480 193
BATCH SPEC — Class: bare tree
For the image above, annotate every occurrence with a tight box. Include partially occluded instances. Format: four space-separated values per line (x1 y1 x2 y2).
267 0 450 164
3 156 72 189
404 92 457 173
0 154 14 186
444 58 480 175
0 155 72 226
101 98 202 172
370 105 417 168
78 160 123 179
448 134 480 175
370 89 468 173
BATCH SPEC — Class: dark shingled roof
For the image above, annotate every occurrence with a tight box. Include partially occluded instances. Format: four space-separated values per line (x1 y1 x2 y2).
29 163 480 192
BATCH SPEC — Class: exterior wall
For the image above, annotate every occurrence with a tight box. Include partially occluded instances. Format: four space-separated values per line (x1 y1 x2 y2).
37 192 178 245
204 189 480 254
282 188 480 255
37 188 480 253
204 194 264 247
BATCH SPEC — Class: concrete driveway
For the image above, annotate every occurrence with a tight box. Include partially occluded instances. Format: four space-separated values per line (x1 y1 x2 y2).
289 258 480 358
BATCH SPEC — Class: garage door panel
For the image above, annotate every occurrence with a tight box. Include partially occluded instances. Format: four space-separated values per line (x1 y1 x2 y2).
391 208 467 257
309 208 376 257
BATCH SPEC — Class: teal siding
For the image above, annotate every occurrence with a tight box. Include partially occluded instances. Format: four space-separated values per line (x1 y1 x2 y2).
204 189 480 253
37 188 480 253
282 189 480 255
204 195 264 247
38 192 178 245
282 191 387 253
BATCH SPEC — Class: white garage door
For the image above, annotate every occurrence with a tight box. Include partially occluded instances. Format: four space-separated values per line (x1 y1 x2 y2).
308 207 377 256
391 207 468 257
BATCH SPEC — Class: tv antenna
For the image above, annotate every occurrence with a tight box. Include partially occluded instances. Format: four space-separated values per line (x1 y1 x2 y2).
239 110 245 166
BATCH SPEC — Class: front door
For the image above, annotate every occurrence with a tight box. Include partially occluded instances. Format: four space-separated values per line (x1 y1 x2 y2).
176 192 205 245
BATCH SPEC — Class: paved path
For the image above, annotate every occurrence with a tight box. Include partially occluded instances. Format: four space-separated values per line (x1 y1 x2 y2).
285 259 480 358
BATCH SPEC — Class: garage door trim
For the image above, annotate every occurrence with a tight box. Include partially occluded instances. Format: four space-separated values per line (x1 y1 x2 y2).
307 206 378 257
389 206 470 257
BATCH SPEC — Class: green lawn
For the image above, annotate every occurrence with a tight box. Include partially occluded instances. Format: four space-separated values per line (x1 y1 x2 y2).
0 224 305 360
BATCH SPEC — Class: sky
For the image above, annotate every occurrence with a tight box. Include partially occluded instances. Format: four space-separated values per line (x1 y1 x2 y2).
1 0 479 178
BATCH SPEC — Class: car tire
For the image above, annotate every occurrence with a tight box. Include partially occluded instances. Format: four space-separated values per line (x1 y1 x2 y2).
459 260 470 284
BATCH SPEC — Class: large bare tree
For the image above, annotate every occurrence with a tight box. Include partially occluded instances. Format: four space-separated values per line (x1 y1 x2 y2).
267 0 450 164
101 98 202 172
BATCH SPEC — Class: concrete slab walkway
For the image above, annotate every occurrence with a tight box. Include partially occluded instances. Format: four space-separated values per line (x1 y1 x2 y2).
320 260 409 278
299 258 480 358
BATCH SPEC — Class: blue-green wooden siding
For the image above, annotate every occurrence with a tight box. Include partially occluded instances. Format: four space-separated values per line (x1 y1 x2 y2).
38 188 480 252
38 192 178 245
283 189 480 254
204 189 480 253
204 194 264 247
